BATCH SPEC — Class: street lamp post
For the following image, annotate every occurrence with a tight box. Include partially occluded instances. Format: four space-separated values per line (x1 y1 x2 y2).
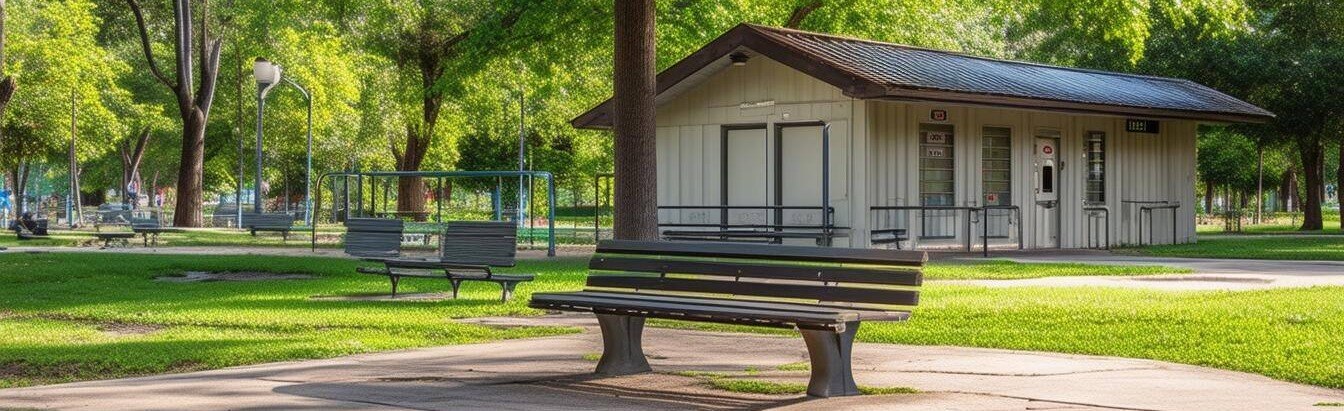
281 76 313 227
253 58 282 214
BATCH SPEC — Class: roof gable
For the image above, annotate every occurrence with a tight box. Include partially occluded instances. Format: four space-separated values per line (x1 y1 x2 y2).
573 24 1273 129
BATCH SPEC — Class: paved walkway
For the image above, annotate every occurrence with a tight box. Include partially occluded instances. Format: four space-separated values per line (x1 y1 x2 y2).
1 315 1340 411
939 249 1344 290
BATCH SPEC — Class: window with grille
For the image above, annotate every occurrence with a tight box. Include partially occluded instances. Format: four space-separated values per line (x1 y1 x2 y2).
1085 131 1106 204
919 124 955 207
981 127 1011 206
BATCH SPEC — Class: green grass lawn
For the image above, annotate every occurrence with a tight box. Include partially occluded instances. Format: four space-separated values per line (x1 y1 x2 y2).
925 259 1190 280
0 253 588 387
1 252 1340 392
1133 236 1344 261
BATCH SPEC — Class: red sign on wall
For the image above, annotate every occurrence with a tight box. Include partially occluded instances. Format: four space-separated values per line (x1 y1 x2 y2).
930 110 947 121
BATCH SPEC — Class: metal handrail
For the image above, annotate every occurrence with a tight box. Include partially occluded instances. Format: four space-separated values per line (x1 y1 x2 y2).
1138 202 1180 246
979 205 1023 257
1083 205 1110 250
657 205 843 246
870 205 1004 252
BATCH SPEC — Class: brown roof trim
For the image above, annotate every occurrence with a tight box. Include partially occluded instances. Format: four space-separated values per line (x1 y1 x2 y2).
572 23 1273 129
571 24 888 130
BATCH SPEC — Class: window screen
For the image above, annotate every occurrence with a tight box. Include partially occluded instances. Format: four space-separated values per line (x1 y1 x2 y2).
1085 131 1106 204
981 127 1011 206
919 124 955 206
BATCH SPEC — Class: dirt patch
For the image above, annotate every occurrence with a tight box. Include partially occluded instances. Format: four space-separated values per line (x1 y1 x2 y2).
155 271 316 282
97 322 163 337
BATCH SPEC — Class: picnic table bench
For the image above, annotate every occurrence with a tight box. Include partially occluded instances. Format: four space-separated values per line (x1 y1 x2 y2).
130 218 180 247
356 221 534 301
529 240 926 398
241 213 295 240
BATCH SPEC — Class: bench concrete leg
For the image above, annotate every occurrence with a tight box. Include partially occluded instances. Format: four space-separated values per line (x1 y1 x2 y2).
389 275 402 297
499 281 517 302
449 279 463 299
594 314 651 376
799 321 861 398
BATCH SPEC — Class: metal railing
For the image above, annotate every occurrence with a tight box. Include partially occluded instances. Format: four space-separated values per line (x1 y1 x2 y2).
657 205 845 246
1083 205 1110 250
1124 200 1180 246
870 205 1021 254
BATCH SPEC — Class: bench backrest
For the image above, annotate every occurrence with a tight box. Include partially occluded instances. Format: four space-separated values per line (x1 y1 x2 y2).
130 217 160 230
440 221 517 267
344 218 404 258
241 212 294 229
587 240 925 310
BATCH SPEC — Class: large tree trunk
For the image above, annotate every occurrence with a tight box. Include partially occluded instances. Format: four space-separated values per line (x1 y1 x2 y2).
1280 166 1297 212
174 110 206 227
1203 183 1213 216
611 0 658 241
1298 141 1324 230
396 176 427 220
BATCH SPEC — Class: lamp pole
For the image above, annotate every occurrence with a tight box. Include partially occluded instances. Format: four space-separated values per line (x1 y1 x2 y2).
253 58 281 214
281 76 312 226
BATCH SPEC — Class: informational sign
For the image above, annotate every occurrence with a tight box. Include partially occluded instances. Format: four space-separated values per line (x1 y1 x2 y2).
1042 145 1053 155
402 233 430 245
924 131 950 144
924 147 946 157
930 109 948 121
1126 119 1160 133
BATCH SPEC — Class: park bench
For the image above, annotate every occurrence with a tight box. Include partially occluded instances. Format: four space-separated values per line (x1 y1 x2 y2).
11 218 49 240
91 231 136 248
241 212 295 240
869 228 909 249
343 218 403 259
212 204 239 227
356 221 533 301
130 217 179 247
529 240 926 398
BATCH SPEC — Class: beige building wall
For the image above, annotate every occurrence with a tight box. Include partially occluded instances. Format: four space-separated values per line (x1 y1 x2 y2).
651 55 1197 249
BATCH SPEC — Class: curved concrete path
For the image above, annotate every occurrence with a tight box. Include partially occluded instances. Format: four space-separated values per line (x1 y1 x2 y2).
1 315 1340 411
940 249 1344 290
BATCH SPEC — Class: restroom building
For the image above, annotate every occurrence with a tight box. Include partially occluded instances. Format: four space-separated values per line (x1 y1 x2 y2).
573 24 1274 249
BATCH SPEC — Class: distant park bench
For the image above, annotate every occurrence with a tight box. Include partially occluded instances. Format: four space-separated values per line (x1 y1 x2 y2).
10 217 49 240
343 218 403 259
131 217 179 247
241 212 295 240
357 221 533 301
530 240 926 398
869 228 909 249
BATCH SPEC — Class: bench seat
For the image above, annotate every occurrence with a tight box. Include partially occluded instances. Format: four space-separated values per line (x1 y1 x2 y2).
353 221 532 301
531 291 908 330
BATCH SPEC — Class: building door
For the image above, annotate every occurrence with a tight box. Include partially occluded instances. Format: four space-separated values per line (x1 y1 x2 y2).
723 126 770 228
1033 132 1061 247
776 124 825 245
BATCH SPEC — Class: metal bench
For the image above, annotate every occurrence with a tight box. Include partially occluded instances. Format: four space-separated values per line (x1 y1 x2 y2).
529 240 926 398
130 217 178 247
92 232 136 248
869 228 908 249
11 218 49 240
241 213 295 240
344 218 404 259
357 221 533 301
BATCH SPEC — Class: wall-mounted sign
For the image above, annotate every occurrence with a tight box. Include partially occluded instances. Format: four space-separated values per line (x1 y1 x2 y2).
924 147 946 157
1042 145 1053 155
924 131 950 144
930 110 948 121
739 100 776 109
1126 119 1160 133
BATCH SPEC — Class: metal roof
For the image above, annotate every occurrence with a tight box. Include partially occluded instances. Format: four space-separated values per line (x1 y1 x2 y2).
573 24 1273 128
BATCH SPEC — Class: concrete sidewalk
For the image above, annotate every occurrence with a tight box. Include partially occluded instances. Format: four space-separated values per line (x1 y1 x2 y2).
941 249 1344 290
2 315 1339 411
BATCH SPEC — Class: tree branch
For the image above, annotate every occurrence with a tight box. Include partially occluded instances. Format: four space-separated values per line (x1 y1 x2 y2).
785 1 823 28
197 39 223 116
124 0 177 90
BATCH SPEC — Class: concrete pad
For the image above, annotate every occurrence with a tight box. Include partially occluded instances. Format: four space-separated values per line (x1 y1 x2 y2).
2 314 1341 411
938 250 1344 290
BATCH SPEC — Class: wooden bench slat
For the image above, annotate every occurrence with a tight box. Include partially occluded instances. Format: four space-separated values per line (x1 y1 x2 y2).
530 292 857 325
568 291 909 321
587 275 919 306
598 240 926 266
590 256 921 286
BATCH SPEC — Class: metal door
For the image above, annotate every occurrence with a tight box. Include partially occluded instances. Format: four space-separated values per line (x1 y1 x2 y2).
1033 133 1061 248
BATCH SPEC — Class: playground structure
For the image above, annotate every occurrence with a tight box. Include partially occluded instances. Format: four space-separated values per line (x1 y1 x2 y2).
314 170 558 256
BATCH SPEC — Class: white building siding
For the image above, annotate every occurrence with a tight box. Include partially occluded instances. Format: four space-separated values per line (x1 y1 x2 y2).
653 57 1197 250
